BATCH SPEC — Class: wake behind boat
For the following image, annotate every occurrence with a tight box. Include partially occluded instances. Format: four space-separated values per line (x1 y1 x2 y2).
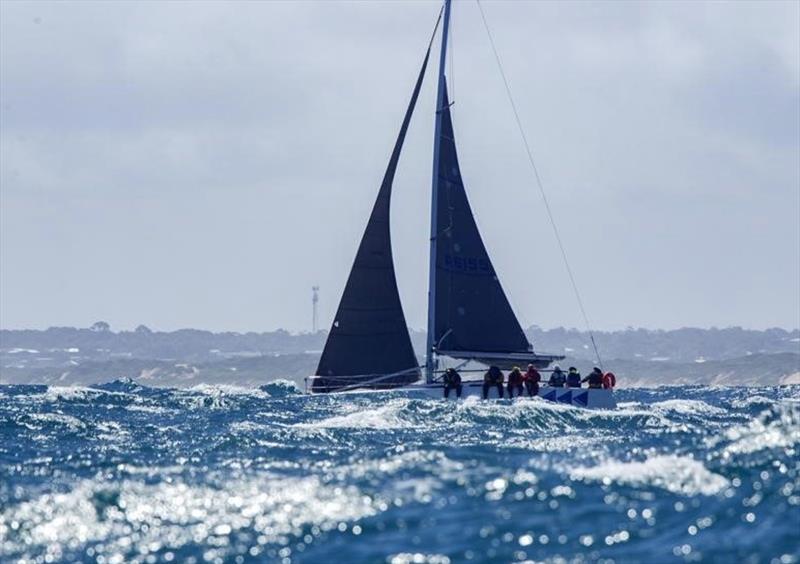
308 0 617 409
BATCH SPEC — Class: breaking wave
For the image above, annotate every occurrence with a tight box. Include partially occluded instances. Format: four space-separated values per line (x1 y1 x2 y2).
570 454 730 496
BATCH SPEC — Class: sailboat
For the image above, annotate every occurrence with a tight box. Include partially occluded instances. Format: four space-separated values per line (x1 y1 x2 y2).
309 0 616 409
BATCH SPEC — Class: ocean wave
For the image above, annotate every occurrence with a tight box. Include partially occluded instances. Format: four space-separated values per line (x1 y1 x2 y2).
295 400 411 430
124 403 174 415
228 420 270 433
3 384 798 563
175 384 270 410
506 435 599 454
186 383 270 398
332 449 464 482
296 395 666 436
95 421 131 442
38 385 122 402
730 394 777 410
570 454 730 496
20 412 86 433
90 377 146 394
650 399 728 417
387 553 451 564
259 379 301 397
26 385 139 409
0 472 379 562
710 401 800 459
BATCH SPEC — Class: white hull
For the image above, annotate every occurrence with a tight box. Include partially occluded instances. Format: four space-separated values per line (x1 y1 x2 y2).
332 380 617 409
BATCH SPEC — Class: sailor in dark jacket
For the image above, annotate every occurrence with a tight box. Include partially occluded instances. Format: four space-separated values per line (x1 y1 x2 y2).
548 365 566 387
582 367 604 389
443 368 462 399
567 367 582 388
483 365 504 399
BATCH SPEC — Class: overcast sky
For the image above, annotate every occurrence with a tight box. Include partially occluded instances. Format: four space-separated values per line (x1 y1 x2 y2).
1 0 798 333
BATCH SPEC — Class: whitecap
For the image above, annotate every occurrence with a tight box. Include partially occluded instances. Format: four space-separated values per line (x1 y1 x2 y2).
570 454 729 496
124 403 173 415
36 386 97 402
730 395 774 410
259 379 301 397
95 421 130 442
651 399 727 416
26 412 86 432
447 395 589 430
34 386 131 404
187 383 269 398
617 401 642 409
388 553 451 564
712 402 800 457
177 384 270 410
228 421 269 433
508 435 597 454
295 400 410 430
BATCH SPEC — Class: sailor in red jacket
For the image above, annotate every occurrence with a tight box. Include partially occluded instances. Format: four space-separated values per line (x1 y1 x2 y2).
603 371 617 389
523 364 541 398
507 366 524 398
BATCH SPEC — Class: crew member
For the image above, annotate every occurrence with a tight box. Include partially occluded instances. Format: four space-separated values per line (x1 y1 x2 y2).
523 364 541 397
483 365 504 399
443 367 463 399
603 371 617 390
507 366 524 398
548 365 566 387
567 367 582 388
583 366 604 389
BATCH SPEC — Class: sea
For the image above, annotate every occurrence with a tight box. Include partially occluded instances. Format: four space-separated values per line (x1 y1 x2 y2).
1 381 798 564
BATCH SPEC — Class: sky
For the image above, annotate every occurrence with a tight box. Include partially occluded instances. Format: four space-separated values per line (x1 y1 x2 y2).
1 0 798 333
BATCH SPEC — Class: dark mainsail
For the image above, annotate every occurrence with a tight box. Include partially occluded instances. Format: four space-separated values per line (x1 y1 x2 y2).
312 43 435 393
431 82 532 357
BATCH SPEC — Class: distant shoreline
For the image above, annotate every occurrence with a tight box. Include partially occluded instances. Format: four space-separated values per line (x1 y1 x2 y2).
1 325 797 388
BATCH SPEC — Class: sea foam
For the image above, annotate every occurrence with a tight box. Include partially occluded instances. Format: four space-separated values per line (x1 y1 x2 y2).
570 454 730 496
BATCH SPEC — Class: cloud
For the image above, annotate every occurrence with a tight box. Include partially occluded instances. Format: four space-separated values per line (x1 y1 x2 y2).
1 0 798 332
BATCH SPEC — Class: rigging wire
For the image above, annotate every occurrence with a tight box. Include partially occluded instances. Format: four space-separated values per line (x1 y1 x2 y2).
474 0 605 370
448 2 455 104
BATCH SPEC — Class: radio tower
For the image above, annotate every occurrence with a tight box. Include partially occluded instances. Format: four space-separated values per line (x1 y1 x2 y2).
311 286 320 333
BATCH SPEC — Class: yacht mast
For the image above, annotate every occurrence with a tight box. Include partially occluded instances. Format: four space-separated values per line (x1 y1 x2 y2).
425 0 452 384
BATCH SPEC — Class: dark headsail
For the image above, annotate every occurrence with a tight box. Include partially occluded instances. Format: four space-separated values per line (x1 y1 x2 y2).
431 81 532 356
312 41 436 393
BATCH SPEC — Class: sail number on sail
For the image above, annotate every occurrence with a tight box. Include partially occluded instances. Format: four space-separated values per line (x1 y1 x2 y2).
442 254 494 275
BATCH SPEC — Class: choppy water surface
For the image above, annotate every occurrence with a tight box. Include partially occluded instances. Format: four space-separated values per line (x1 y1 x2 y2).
1 382 798 564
